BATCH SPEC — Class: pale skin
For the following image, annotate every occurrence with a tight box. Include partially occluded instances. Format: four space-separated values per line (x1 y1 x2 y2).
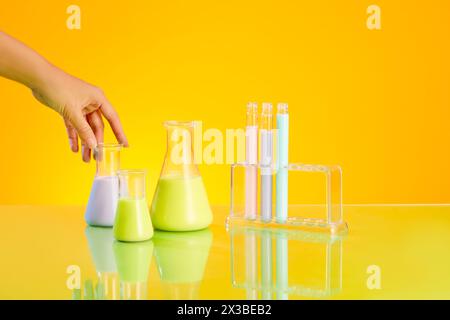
0 31 128 162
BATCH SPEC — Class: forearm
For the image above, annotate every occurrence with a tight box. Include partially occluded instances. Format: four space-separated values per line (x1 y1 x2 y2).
0 31 55 90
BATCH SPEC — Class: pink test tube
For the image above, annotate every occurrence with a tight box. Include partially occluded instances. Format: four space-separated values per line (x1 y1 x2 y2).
245 102 258 220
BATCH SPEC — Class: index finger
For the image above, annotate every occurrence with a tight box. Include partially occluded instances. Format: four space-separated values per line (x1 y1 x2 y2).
99 98 129 147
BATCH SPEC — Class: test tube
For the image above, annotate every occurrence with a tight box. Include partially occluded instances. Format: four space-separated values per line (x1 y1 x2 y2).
245 102 258 220
260 103 274 222
276 103 289 223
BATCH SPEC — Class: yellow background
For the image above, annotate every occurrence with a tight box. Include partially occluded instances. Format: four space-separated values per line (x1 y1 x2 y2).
0 1 449 205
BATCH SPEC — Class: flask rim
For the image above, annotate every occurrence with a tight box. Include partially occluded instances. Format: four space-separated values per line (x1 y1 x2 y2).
163 120 199 128
117 169 147 177
94 142 123 152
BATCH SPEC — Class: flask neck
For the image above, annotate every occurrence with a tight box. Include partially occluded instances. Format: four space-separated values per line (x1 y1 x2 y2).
96 157 120 177
118 170 147 199
162 122 200 178
95 145 121 177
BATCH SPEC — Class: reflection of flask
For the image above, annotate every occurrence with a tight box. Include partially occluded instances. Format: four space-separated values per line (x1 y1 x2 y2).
153 229 212 299
150 121 212 231
84 226 120 300
113 170 153 242
85 143 122 227
113 240 153 300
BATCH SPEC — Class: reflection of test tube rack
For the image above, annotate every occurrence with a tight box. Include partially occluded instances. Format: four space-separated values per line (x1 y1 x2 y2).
228 225 345 299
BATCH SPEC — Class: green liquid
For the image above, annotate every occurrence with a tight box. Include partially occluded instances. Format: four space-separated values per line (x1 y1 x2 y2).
150 175 212 231
113 240 153 282
153 229 213 283
113 198 153 242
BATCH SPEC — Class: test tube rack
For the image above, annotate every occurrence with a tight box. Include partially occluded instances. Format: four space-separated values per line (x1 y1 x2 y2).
226 162 348 235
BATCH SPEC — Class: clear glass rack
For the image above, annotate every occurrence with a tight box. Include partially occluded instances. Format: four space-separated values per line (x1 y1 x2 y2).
226 163 348 235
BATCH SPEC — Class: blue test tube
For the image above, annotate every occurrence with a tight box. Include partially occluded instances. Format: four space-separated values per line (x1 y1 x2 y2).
276 103 289 223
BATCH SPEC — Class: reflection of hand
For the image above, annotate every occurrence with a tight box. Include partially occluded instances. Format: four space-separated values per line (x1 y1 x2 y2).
32 67 128 162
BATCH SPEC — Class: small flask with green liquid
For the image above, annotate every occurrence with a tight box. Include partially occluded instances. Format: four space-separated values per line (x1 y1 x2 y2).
113 169 153 242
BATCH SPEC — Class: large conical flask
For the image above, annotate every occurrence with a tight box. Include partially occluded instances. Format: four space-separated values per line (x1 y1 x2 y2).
85 143 122 227
150 121 212 231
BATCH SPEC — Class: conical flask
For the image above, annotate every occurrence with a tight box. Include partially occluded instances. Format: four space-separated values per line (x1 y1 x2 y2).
150 121 212 231
85 143 122 227
153 229 212 299
114 169 153 242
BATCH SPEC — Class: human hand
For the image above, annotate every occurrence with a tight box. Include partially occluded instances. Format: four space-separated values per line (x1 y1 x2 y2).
0 31 128 162
31 66 128 162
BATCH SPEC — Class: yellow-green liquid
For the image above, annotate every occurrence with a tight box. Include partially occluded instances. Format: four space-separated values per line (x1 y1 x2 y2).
113 198 153 242
150 175 212 231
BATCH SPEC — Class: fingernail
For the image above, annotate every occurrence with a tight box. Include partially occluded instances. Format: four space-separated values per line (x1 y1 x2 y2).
69 140 77 152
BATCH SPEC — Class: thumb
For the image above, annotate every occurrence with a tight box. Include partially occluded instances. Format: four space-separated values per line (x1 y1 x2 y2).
70 112 97 150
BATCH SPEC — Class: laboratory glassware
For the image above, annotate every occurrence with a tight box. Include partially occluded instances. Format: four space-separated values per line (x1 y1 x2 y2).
113 169 153 242
276 103 289 223
150 121 212 231
85 143 122 227
260 102 274 222
245 103 258 219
